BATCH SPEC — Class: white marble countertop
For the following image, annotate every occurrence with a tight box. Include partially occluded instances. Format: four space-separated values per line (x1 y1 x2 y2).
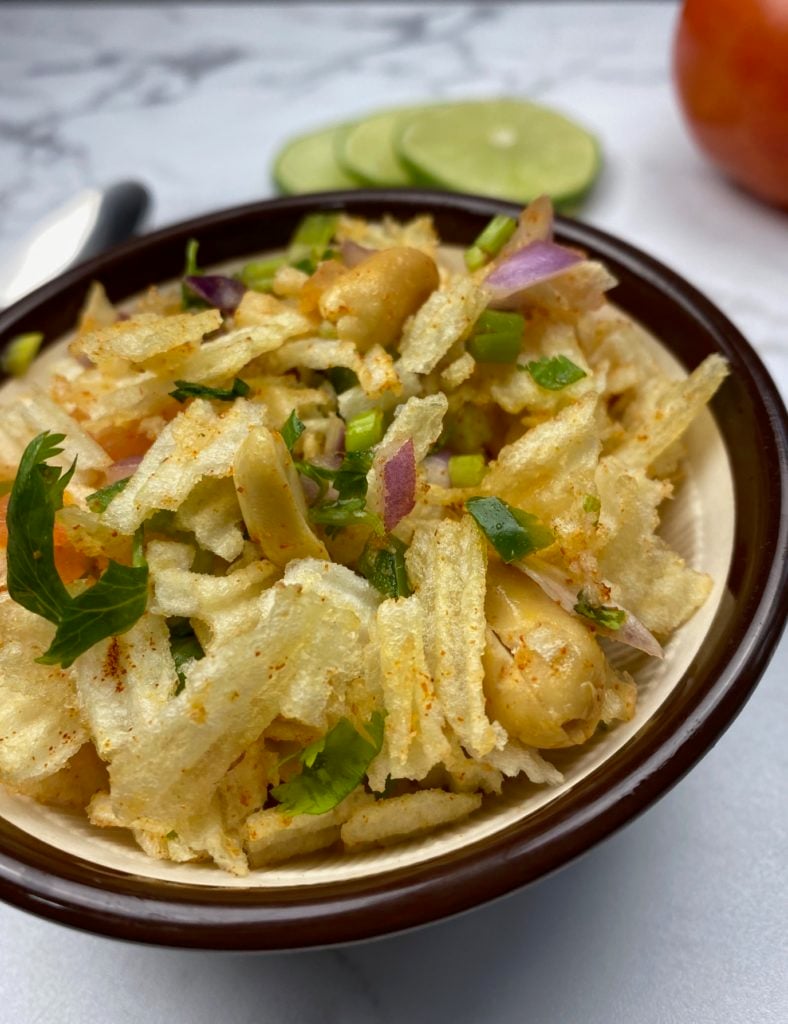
0 4 786 1022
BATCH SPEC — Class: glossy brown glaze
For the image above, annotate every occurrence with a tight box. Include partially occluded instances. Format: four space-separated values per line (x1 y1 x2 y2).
0 190 786 950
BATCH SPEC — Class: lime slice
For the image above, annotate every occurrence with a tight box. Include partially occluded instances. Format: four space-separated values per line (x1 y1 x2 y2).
396 100 600 208
273 123 362 194
338 107 423 187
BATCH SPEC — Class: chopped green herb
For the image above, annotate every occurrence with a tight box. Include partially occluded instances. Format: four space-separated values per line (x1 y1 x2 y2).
345 408 383 452
288 213 339 268
1 332 44 377
467 310 524 364
87 477 131 513
169 378 250 403
6 432 149 667
168 624 204 696
464 215 517 270
281 409 305 451
357 535 412 599
309 497 382 534
525 355 587 390
466 496 554 562
271 711 385 815
181 238 207 310
583 493 601 523
574 591 626 630
165 830 179 841
448 453 487 488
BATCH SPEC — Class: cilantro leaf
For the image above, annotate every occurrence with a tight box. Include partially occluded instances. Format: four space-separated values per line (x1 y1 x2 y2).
87 476 131 513
37 559 149 668
280 409 305 451
357 535 412 599
168 623 204 696
6 432 74 623
169 378 250 403
466 496 554 562
271 712 385 815
7 432 150 668
524 355 587 390
574 591 626 631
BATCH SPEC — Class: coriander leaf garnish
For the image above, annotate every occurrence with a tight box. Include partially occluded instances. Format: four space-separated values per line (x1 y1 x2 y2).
524 355 587 390
7 432 149 668
281 409 305 451
357 535 412 599
465 496 554 562
37 559 149 668
169 378 250 403
168 621 204 696
6 432 74 624
574 591 626 631
296 448 375 519
271 711 385 815
309 497 383 535
87 476 131 513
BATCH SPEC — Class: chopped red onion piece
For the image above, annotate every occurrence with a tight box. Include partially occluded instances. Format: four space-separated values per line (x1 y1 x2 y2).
485 240 583 308
340 241 376 268
515 560 664 659
382 439 416 532
106 455 143 484
184 275 245 313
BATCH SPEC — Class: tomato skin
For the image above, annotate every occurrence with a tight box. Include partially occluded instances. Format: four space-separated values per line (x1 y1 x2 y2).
674 0 788 208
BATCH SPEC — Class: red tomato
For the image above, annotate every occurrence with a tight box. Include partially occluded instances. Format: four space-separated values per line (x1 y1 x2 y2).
674 0 788 208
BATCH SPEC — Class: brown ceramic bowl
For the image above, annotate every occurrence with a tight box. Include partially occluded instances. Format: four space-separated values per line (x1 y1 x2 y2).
0 190 786 950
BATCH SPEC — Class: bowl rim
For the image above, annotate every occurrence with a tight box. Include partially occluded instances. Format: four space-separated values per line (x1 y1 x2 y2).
0 187 786 950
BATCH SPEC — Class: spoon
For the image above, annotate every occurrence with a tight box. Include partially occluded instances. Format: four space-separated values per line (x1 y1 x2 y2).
0 181 151 310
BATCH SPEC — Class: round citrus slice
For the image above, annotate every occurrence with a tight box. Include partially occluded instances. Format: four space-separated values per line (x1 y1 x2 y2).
396 99 600 208
273 123 361 194
338 106 423 187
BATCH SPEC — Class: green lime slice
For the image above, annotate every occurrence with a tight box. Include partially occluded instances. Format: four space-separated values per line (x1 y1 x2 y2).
273 123 362 194
338 106 423 187
396 99 600 208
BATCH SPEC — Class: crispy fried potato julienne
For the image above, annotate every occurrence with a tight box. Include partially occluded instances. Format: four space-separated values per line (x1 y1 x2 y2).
0 197 731 875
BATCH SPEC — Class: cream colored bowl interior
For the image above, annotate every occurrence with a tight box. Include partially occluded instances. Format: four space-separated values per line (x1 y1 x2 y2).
0 320 735 888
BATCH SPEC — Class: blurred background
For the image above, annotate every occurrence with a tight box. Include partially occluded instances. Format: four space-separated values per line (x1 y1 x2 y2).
0 3 786 1022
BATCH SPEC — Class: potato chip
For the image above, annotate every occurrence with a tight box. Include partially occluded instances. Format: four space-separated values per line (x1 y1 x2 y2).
336 213 438 255
0 595 87 785
8 743 108 810
72 309 221 369
233 290 288 327
72 613 180 762
0 387 111 480
399 277 488 374
440 352 476 390
244 790 370 867
76 281 117 337
264 337 363 379
367 596 450 790
101 398 265 534
357 344 401 399
616 354 729 472
218 737 278 831
593 456 712 634
406 516 505 758
340 789 482 849
484 740 563 785
175 313 313 384
104 578 373 829
174 476 245 562
483 390 602 557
